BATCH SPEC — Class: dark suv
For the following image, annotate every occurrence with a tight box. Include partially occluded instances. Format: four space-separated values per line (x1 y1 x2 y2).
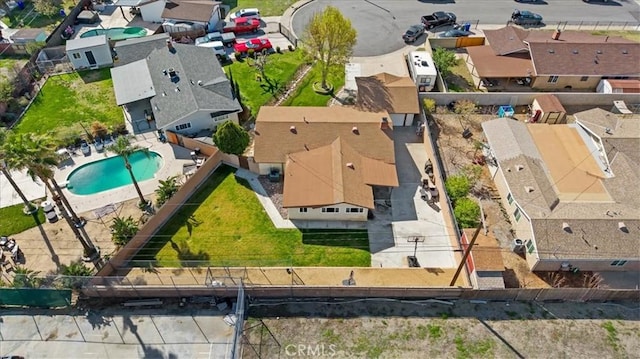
403 24 426 43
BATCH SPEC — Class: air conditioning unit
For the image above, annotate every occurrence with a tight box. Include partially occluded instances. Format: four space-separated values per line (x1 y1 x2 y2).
511 238 525 254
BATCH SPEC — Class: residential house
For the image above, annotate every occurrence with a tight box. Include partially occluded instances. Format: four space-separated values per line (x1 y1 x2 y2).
597 79 640 94
481 111 640 272
110 34 240 134
138 0 222 33
0 28 47 55
355 72 420 127
66 35 113 70
253 107 399 221
467 26 640 91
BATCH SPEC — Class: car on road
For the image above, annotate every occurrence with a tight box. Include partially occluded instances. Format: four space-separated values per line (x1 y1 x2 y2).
439 29 473 38
511 10 543 25
195 31 236 47
403 24 426 43
229 8 261 21
233 38 272 54
421 11 457 29
223 17 261 34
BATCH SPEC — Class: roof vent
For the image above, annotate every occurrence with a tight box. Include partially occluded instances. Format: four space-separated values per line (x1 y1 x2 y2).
618 222 628 233
605 127 613 135
572 49 578 54
524 186 534 193
548 49 555 54
596 50 603 54
162 91 166 96
515 164 524 171
352 126 359 134
380 117 389 130
190 79 195 85
290 126 297 134
622 49 628 54
175 86 180 92
197 80 203 86
421 60 429 67
154 105 159 111
562 222 572 233
346 162 355 169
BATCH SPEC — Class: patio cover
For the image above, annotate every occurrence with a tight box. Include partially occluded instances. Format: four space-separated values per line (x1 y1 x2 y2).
113 0 144 6
111 59 156 105
466 45 535 78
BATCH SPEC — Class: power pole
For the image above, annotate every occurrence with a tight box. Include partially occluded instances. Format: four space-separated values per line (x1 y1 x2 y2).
449 222 483 286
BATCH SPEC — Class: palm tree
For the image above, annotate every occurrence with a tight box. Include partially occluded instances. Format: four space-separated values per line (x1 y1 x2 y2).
12 266 41 288
60 260 94 290
155 175 180 207
3 133 98 258
0 129 35 213
108 136 150 209
110 216 139 246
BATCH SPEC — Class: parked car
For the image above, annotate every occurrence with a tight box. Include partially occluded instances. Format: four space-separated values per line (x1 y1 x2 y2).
222 17 261 34
515 0 545 2
229 8 261 21
195 31 236 47
403 24 426 43
439 29 472 38
421 11 457 29
197 40 228 60
233 38 272 54
511 10 543 25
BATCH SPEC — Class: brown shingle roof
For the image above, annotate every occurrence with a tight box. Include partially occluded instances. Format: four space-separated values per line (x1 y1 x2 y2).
162 0 219 23
355 73 419 114
534 94 565 113
529 42 640 76
254 106 395 164
484 26 529 55
606 79 640 93
466 45 534 78
283 138 398 208
574 108 640 165
463 229 505 272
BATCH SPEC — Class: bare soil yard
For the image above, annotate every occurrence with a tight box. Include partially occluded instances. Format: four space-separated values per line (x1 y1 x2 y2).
243 300 640 359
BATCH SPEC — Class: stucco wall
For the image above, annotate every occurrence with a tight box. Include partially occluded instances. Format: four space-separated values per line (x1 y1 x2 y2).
419 92 640 106
166 111 238 134
532 259 640 272
531 76 602 92
287 203 368 221
141 0 166 23
258 162 283 175
68 44 113 70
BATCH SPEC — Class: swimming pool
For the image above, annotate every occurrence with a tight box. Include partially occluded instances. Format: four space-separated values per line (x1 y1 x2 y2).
66 152 163 195
79 27 147 41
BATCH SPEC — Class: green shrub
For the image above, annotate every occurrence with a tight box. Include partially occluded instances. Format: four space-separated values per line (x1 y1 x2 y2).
276 46 281 53
247 49 255 58
423 98 436 114
233 51 241 59
445 175 470 203
454 197 480 228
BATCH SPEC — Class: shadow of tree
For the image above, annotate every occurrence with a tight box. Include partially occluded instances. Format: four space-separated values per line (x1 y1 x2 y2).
353 75 394 113
259 76 281 95
169 239 210 267
85 309 112 329
122 315 178 359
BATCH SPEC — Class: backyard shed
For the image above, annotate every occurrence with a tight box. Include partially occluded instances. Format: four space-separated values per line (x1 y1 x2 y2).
66 35 113 70
75 10 101 24
531 94 566 124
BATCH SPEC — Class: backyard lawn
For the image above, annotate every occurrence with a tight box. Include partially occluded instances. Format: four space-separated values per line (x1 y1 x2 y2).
224 50 306 116
135 165 371 267
0 203 46 236
14 68 123 141
1 0 76 30
221 0 298 17
281 64 345 106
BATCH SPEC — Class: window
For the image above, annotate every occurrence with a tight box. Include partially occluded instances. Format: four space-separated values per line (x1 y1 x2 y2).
299 208 308 213
210 113 229 121
526 240 535 254
580 76 588 82
611 260 627 267
175 123 191 131
73 53 81 59
321 208 339 213
513 207 522 222
547 75 559 83
419 77 431 85
507 193 514 205
346 208 363 213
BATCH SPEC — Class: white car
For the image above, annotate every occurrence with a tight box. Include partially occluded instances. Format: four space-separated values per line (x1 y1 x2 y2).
196 41 226 58
229 8 260 21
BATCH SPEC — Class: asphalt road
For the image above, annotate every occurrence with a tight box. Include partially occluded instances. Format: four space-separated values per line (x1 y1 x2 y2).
291 0 640 56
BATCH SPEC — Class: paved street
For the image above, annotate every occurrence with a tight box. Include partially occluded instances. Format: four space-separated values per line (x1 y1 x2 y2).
292 0 640 56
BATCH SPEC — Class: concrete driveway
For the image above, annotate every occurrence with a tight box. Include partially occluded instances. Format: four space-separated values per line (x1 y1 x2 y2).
370 127 456 268
0 309 234 359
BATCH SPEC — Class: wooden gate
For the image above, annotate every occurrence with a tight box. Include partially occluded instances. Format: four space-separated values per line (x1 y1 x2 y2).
456 36 485 48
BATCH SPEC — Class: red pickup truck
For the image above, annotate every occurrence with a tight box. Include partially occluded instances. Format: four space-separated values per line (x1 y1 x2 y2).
222 17 260 34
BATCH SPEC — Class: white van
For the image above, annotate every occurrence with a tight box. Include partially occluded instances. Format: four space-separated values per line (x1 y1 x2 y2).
196 41 226 58
406 51 437 93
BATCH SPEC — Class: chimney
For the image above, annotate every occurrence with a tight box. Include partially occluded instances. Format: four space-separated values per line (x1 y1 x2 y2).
346 162 355 169
290 125 297 134
380 117 389 130
562 222 572 233
552 29 561 40
352 126 359 134
167 39 175 53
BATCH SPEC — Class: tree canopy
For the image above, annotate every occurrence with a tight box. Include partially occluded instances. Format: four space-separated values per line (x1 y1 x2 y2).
432 47 458 79
445 175 470 203
213 121 250 155
302 6 357 89
453 197 480 228
33 0 62 17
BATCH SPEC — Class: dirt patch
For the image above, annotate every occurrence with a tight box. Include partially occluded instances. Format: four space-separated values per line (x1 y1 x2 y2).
243 300 640 359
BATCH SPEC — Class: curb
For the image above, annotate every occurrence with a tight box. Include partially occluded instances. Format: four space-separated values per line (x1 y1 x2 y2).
281 0 315 42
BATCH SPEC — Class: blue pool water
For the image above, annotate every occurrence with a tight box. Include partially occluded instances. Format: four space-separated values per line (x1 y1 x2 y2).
67 152 163 195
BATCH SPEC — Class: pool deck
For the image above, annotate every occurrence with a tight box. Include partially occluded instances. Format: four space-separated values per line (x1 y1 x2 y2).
73 5 160 40
54 133 196 214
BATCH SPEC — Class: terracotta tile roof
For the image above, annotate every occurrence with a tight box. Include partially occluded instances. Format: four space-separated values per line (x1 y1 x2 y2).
463 229 504 272
534 94 565 113
283 138 398 208
529 42 640 76
466 45 534 78
484 26 529 55
162 0 219 23
355 73 420 114
254 106 395 164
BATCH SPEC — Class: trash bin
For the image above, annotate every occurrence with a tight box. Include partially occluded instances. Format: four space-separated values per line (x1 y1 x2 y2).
463 22 471 31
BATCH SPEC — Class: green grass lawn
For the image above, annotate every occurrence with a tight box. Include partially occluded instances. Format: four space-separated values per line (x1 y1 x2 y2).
1 0 76 30
14 68 123 141
591 30 640 43
445 59 478 93
221 0 298 17
281 64 345 106
135 165 370 267
0 203 46 236
224 50 306 116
